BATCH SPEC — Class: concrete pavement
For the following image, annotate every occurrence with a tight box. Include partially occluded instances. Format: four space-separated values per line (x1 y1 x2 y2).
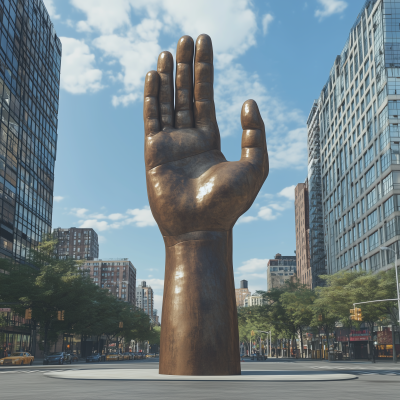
1 358 400 400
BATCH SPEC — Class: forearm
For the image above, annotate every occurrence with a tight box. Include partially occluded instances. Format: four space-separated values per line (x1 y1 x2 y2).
160 230 240 375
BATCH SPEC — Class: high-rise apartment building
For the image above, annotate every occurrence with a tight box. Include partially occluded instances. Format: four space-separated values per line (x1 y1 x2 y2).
152 309 160 326
267 253 296 291
136 281 154 320
235 279 251 307
81 258 136 304
308 99 328 287
318 0 400 274
0 0 61 261
295 181 311 287
53 227 99 260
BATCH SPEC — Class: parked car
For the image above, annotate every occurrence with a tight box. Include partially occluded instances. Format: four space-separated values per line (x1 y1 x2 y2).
123 352 133 360
43 352 68 365
86 353 102 363
134 352 145 360
0 352 34 366
106 353 124 361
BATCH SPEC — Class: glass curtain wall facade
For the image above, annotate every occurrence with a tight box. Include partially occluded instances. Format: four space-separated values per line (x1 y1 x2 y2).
307 101 327 286
0 0 61 261
320 0 400 274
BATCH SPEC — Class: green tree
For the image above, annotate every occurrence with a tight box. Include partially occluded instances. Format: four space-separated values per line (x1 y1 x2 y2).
281 286 315 358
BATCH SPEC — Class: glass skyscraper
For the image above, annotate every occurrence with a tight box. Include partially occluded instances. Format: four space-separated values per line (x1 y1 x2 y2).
317 0 400 274
0 0 61 261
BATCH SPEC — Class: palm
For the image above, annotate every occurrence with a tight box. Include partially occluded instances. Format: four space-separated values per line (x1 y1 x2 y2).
144 35 268 237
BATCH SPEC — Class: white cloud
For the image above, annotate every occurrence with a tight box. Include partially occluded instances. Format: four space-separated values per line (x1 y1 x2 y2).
278 185 296 201
71 208 89 218
258 206 278 221
43 0 60 20
60 37 103 94
268 127 308 169
315 0 348 20
238 186 295 224
112 93 140 108
79 219 110 232
262 14 274 35
53 196 64 202
108 213 125 221
68 0 258 106
237 215 258 224
71 0 132 35
70 206 156 231
126 206 157 227
237 258 270 274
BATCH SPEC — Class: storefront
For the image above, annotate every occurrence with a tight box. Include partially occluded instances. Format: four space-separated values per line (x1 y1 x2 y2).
1 312 31 358
376 327 400 359
335 328 371 359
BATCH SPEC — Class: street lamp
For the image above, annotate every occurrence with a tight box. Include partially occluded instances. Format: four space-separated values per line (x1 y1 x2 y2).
380 246 400 323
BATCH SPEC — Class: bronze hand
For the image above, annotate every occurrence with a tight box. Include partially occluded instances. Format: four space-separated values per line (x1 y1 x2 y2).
143 34 268 375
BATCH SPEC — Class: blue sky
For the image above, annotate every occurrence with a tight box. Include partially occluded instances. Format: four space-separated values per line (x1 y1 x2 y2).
44 0 366 314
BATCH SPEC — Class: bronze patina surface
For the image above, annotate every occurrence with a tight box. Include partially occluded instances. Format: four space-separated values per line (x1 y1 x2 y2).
143 34 269 375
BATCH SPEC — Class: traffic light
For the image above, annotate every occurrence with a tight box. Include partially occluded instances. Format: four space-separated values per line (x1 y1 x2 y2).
119 321 123 328
318 314 322 321
251 330 254 337
57 310 65 321
25 308 32 320
350 308 362 321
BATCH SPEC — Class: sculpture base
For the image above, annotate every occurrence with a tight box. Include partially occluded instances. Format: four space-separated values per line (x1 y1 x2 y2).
44 369 357 382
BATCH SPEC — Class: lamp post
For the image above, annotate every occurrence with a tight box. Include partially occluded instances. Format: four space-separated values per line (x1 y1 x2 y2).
380 246 400 363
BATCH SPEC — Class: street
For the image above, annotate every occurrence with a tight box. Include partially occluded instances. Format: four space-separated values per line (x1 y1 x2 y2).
1 358 400 399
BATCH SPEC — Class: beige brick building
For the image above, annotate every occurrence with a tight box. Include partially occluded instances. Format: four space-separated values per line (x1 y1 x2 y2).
81 258 136 304
235 280 250 307
53 227 99 260
295 182 311 287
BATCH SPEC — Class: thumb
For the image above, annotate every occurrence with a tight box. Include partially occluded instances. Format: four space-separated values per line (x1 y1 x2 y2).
240 99 269 181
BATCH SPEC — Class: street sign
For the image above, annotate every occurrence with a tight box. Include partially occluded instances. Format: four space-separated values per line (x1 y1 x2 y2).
0 308 11 312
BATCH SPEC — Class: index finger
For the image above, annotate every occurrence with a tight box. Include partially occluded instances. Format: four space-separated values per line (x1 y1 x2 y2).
143 70 160 136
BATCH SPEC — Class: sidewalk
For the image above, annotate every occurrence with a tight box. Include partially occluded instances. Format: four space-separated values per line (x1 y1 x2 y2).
241 357 399 363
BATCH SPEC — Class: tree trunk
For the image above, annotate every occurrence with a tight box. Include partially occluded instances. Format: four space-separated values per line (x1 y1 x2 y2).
300 328 304 359
320 332 322 360
44 322 49 356
325 326 329 361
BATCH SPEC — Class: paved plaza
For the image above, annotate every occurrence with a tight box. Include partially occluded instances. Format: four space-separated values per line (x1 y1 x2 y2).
1 358 400 400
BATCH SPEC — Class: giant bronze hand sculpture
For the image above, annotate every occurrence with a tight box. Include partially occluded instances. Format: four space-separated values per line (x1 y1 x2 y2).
143 34 269 375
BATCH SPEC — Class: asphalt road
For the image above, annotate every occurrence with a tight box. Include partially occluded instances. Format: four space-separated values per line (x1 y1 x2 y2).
1 358 400 400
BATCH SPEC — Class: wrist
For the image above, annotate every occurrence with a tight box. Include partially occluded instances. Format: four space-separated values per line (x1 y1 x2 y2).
163 230 228 247
160 229 240 375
